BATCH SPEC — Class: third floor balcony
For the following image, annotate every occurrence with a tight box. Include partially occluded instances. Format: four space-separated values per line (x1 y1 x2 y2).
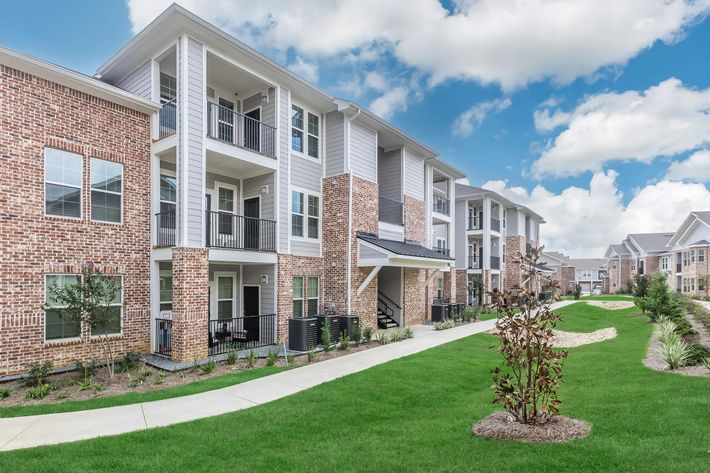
207 102 277 159
433 194 450 216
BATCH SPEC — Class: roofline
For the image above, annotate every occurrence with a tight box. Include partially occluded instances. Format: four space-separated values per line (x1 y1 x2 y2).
668 212 710 246
430 158 466 179
0 45 159 114
455 185 545 223
96 3 333 104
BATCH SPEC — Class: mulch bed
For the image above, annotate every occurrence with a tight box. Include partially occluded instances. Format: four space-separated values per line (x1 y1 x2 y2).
472 411 591 443
643 312 710 378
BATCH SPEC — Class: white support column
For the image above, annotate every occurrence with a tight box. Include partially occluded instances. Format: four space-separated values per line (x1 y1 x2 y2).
482 197 492 270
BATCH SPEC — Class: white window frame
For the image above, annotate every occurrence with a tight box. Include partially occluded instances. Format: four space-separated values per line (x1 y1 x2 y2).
90 275 123 337
90 158 123 224
502 209 507 228
436 237 447 250
699 249 705 262
582 270 593 279
159 170 177 212
292 276 319 317
212 271 237 320
44 147 83 220
159 269 173 315
290 102 321 161
290 187 321 242
44 274 82 342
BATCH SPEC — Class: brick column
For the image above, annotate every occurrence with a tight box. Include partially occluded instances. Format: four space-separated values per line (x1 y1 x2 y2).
403 195 428 324
455 269 469 304
350 176 380 327
504 235 526 290
171 247 209 362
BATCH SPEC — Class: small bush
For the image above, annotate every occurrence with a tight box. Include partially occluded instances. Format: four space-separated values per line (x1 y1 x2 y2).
77 379 102 392
286 354 296 364
266 349 278 367
686 344 710 366
129 367 153 388
200 360 216 375
573 283 582 300
74 359 98 380
338 332 350 350
0 388 11 399
658 317 678 344
321 320 333 352
26 382 58 399
433 319 456 330
376 331 390 345
154 372 167 385
115 352 140 374
351 324 362 344
307 347 317 363
27 361 52 387
226 349 237 366
245 350 257 368
362 326 373 343
462 307 478 322
661 338 691 369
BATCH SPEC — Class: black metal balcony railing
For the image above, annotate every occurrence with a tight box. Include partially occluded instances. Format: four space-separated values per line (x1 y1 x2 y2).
379 196 404 226
206 211 276 252
676 263 682 273
208 314 276 356
491 217 501 232
491 256 501 269
468 255 479 269
207 102 277 158
159 99 177 138
154 318 172 356
155 211 176 247
433 195 450 215
433 246 449 257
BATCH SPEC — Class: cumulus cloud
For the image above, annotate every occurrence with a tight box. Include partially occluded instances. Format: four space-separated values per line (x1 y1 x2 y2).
288 56 319 83
452 98 511 137
370 86 409 119
531 78 710 178
483 171 710 257
126 0 710 90
665 149 710 182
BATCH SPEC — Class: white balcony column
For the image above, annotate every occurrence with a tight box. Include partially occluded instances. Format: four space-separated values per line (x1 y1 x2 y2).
482 197 492 269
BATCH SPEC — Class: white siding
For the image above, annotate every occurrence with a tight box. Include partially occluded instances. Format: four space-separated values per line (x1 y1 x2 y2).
378 148 402 201
115 60 151 99
291 239 320 257
379 222 404 241
243 173 276 220
325 111 345 176
278 87 290 252
350 121 377 182
291 155 321 193
243 265 276 315
404 149 424 200
185 37 205 246
454 200 467 267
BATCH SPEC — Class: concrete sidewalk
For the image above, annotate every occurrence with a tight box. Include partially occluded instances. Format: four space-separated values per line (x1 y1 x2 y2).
0 301 575 451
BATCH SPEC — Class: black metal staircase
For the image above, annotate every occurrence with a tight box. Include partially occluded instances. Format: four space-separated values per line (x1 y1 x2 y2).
377 291 400 329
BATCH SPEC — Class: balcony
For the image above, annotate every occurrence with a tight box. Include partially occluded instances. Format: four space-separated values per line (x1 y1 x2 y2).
433 195 450 216
379 196 404 226
207 102 276 158
433 246 450 257
467 217 482 231
208 314 276 356
206 211 276 252
676 263 682 273
155 211 176 247
491 256 501 269
468 255 479 269
158 99 177 139
491 217 501 232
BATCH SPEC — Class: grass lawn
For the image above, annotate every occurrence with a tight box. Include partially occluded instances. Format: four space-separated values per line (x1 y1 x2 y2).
2 302 709 472
561 294 634 301
0 366 288 418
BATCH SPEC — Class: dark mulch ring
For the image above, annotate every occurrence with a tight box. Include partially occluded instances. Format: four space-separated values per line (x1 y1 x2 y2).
472 411 591 443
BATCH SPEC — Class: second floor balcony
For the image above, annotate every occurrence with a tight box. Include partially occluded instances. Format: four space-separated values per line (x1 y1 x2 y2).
433 195 450 216
379 196 404 226
491 256 501 270
159 99 177 139
468 255 479 269
467 216 482 231
207 102 277 159
491 217 501 233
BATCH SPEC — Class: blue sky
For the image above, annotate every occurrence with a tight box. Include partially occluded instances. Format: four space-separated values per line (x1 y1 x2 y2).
3 1 710 257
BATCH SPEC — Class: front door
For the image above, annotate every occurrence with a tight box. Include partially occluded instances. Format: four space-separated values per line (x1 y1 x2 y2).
243 285 260 316
244 197 260 250
244 108 260 152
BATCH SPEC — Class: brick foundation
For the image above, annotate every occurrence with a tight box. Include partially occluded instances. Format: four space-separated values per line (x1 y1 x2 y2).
171 247 209 362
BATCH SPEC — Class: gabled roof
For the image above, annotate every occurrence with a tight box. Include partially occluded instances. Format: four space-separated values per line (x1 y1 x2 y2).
667 211 710 247
604 244 630 258
689 239 710 247
627 232 674 254
357 232 453 261
541 251 570 264
567 258 607 269
455 183 545 223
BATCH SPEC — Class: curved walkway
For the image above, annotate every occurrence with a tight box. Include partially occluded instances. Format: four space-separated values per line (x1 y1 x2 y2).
0 301 576 451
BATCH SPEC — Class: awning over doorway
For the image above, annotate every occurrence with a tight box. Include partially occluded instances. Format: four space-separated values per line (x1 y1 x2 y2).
357 232 454 270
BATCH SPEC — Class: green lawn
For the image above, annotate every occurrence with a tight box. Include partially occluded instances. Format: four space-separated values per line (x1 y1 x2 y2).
0 366 289 418
561 294 634 301
2 302 709 472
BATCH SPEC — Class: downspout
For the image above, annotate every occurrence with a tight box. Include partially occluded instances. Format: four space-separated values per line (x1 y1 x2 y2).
345 107 362 314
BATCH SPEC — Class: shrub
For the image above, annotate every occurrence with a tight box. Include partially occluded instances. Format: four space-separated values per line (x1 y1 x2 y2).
129 367 153 387
245 350 257 368
376 331 390 345
661 338 690 369
702 358 710 373
226 349 237 366
26 384 53 400
632 273 651 299
307 347 317 363
433 319 456 331
351 324 362 344
27 361 52 387
657 317 678 344
573 283 582 300
462 307 478 322
686 344 710 366
266 349 278 367
200 360 216 375
286 354 296 364
0 388 11 399
321 320 333 352
154 372 166 385
116 352 140 374
338 332 350 350
77 379 102 392
75 359 98 381
362 326 373 343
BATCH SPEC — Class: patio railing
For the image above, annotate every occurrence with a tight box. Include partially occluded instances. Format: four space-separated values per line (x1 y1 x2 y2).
208 314 276 356
207 102 277 158
154 318 172 356
159 99 177 138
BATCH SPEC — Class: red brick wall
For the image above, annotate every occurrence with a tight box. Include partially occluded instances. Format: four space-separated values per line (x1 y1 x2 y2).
403 195 427 322
0 66 152 375
350 176 379 326
276 254 324 342
504 235 526 290
455 269 468 304
171 247 209 362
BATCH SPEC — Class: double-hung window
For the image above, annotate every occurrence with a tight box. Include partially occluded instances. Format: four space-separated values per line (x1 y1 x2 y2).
291 104 320 159
159 271 173 312
691 250 695 263
291 190 320 239
92 275 122 336
699 249 705 262
90 158 123 223
45 274 81 340
292 276 319 317
45 148 82 218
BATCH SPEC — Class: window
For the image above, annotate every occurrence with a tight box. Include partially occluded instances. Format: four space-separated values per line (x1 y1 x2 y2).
683 252 690 266
582 270 593 279
502 209 507 228
292 276 319 317
159 73 176 104
45 148 82 218
291 104 320 159
661 257 669 270
91 275 122 336
691 278 696 291
691 250 695 263
218 186 235 235
700 278 706 292
159 272 173 312
700 249 705 262
90 158 122 223
216 275 234 319
436 277 444 299
45 274 81 340
292 190 319 239
159 173 177 230
502 244 506 263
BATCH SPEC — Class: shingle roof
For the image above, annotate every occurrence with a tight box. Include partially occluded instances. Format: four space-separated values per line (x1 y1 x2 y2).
567 258 607 269
542 251 570 263
357 232 454 260
628 233 675 253
689 239 710 247
609 244 630 256
455 183 545 222
691 211 710 227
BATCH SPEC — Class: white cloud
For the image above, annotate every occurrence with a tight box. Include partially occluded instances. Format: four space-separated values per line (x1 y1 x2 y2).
452 98 511 137
456 177 470 186
483 171 710 257
364 71 388 92
532 78 710 178
665 149 710 182
288 56 319 83
127 0 710 90
369 86 409 119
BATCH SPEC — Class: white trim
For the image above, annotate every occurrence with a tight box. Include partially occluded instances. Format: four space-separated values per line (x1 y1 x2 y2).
357 266 382 296
212 271 237 319
289 186 322 242
43 147 83 221
89 157 124 224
